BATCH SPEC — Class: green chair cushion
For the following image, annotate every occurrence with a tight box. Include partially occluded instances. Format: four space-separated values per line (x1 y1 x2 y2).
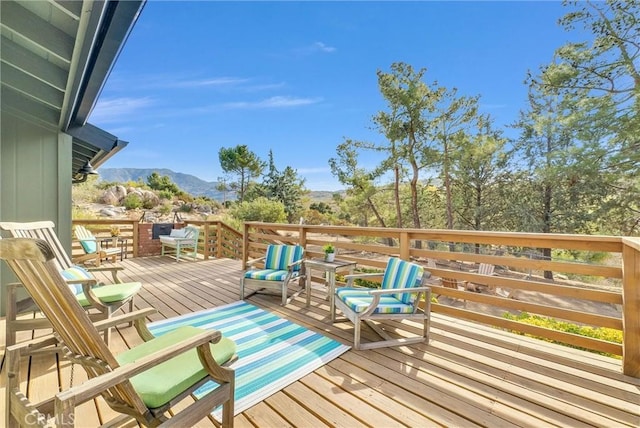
75 282 142 306
116 325 236 409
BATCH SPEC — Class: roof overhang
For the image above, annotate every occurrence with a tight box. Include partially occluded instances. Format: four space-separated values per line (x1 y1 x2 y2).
0 0 145 176
67 123 129 176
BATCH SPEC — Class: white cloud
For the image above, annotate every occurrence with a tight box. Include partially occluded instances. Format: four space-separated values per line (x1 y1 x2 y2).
293 41 337 56
170 77 249 88
243 82 286 92
313 42 336 53
91 97 154 123
222 96 322 110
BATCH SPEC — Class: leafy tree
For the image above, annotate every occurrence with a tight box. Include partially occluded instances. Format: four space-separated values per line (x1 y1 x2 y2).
216 176 231 204
309 202 333 215
511 81 609 276
431 90 480 231
147 172 181 195
218 145 265 202
373 62 480 236
230 197 286 223
329 140 390 229
261 151 306 223
374 63 441 231
538 0 640 235
450 117 509 233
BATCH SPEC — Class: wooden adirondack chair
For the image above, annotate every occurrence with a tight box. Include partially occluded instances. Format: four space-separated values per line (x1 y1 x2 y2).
332 257 432 350
464 263 496 292
74 224 122 265
0 221 140 346
1 237 236 428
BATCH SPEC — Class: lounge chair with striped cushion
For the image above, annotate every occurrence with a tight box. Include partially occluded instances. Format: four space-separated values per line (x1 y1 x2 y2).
240 244 304 305
332 257 432 350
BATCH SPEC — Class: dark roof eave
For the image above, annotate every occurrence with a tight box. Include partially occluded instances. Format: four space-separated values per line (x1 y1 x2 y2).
63 0 146 130
68 123 129 173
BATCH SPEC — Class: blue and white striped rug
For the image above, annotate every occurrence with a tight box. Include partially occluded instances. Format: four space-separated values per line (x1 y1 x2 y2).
148 300 350 418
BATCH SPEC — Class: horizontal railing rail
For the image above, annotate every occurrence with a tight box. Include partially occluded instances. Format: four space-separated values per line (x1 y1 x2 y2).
71 219 242 261
72 219 138 259
243 222 639 377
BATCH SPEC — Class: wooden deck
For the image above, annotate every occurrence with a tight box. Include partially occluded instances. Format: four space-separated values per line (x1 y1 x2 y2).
2 256 639 427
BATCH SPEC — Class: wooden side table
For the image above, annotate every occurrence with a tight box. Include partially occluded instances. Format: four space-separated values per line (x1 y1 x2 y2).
101 237 127 261
304 258 356 313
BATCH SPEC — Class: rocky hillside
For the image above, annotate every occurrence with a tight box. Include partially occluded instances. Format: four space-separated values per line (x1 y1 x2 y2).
98 168 226 199
98 167 342 201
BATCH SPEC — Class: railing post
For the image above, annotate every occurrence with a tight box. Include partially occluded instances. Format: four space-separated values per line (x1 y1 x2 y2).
242 223 250 270
399 231 410 261
298 223 307 249
132 221 139 258
216 222 222 258
621 238 640 377
298 223 307 286
203 223 210 260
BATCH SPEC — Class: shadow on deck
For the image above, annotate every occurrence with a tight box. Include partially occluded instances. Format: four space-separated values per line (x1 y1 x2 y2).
1 256 639 427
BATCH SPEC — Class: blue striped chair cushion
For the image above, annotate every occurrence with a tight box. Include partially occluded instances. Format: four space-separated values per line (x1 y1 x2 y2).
335 287 415 314
60 265 94 295
381 258 424 304
264 245 303 271
244 269 298 282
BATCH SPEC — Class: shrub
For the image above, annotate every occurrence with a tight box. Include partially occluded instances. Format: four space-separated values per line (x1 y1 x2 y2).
230 197 286 223
502 312 622 358
141 195 158 210
158 202 172 215
178 203 193 212
123 193 142 210
158 190 174 201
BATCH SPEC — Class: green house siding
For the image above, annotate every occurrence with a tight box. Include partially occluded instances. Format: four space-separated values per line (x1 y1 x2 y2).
0 110 72 316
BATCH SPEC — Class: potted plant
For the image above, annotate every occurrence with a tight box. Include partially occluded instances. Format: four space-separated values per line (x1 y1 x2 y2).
110 226 120 246
323 243 336 262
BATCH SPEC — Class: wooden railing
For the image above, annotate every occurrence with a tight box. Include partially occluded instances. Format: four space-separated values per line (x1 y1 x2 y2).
71 219 242 261
187 220 242 260
72 219 137 259
243 222 640 378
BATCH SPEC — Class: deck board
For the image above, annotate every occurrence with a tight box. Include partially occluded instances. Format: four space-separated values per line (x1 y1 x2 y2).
2 256 639 427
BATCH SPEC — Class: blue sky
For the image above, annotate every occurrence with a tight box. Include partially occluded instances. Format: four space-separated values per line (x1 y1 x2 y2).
94 1 582 191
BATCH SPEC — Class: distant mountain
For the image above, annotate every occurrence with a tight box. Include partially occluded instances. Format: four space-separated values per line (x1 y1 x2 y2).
97 168 341 201
98 168 227 200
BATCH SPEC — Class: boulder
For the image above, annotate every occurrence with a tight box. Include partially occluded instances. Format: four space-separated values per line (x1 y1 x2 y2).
100 190 120 206
140 190 160 207
100 208 119 217
114 185 127 202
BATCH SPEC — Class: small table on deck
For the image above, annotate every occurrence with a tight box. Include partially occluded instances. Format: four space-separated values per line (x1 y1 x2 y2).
304 258 357 313
100 237 127 261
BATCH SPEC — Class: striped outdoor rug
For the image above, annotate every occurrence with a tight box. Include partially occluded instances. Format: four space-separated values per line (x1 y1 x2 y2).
148 300 351 419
